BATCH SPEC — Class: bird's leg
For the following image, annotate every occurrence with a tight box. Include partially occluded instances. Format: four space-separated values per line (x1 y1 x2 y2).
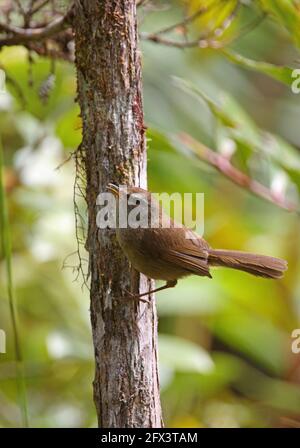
124 280 177 302
137 280 178 298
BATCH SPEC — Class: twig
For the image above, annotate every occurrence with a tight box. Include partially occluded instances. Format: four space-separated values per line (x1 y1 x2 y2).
140 32 209 48
179 133 298 213
0 5 73 48
25 38 74 63
231 12 267 42
215 12 267 48
140 2 267 51
14 0 26 16
153 6 209 36
30 0 52 16
141 1 239 49
141 10 265 50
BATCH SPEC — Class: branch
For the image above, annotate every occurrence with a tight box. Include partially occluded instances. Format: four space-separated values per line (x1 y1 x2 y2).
140 4 216 48
179 133 298 213
140 2 266 51
140 32 214 48
14 0 26 16
0 5 74 48
141 11 266 50
30 0 52 16
152 6 209 36
26 40 74 62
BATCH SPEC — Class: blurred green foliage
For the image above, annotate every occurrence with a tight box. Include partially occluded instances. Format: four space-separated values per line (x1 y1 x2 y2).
0 0 300 428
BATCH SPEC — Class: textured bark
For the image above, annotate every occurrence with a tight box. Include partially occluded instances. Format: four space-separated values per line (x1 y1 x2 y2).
72 1 162 428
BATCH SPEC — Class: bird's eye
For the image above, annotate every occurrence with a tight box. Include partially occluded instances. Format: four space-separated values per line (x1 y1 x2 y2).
129 195 139 203
128 194 145 206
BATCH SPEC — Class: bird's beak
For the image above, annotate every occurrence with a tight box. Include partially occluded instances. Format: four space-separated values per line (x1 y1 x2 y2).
107 183 119 197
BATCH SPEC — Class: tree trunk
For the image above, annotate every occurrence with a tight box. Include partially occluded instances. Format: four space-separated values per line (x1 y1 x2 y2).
72 0 162 428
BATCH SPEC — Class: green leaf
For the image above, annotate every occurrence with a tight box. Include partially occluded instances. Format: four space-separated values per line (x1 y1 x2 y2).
172 77 300 200
147 128 176 153
222 49 295 86
159 334 214 374
172 76 236 128
258 0 300 47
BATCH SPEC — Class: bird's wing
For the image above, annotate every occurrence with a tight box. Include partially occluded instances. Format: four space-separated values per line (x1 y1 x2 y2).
161 229 212 278
162 249 211 278
136 227 212 278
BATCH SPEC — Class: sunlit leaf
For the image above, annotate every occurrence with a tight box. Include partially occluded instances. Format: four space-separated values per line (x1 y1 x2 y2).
258 0 300 46
222 49 295 86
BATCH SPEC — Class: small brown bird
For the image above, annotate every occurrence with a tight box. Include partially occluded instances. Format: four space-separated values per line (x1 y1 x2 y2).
107 184 287 300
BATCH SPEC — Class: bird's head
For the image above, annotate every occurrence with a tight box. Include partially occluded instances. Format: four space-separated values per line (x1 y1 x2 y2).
107 183 151 205
107 183 162 228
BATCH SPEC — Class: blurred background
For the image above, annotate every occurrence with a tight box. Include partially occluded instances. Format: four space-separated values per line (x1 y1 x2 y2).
0 0 300 428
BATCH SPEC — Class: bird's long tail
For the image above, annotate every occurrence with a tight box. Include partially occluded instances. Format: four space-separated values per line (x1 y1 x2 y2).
208 249 287 279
